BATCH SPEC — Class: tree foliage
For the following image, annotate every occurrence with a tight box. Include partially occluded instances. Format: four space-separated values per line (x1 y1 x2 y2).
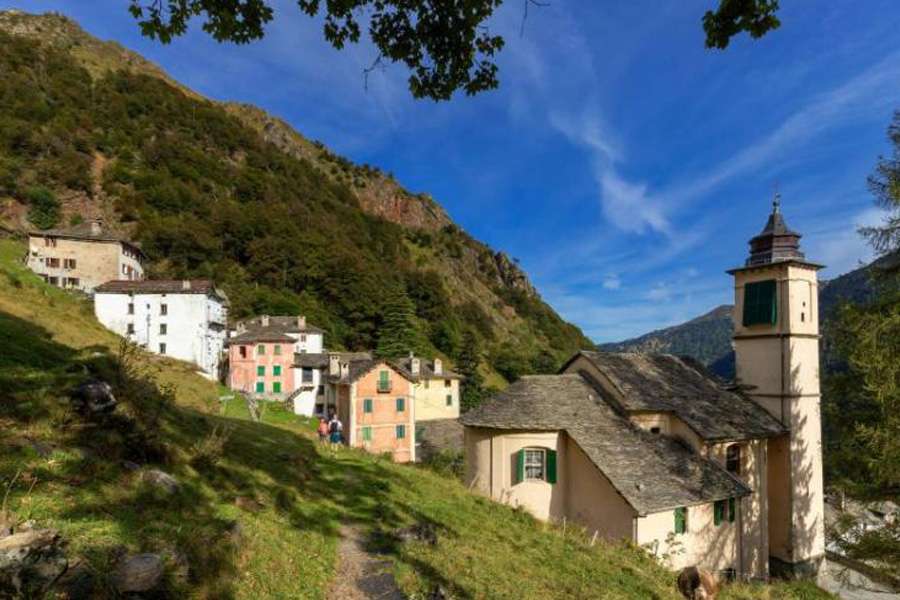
25 186 61 230
128 0 782 101
375 286 422 358
862 112 900 256
457 329 485 412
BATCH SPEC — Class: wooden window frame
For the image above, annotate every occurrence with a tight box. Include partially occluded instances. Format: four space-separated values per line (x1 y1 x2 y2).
396 424 406 439
742 280 778 326
363 398 373 413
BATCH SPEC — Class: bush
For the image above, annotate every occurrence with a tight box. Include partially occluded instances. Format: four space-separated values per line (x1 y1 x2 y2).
24 186 61 229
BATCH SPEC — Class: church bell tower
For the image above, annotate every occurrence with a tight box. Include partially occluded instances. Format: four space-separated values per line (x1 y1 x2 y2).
728 196 826 578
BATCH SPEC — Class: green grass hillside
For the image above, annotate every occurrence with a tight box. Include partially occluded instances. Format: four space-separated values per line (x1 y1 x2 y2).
0 238 831 598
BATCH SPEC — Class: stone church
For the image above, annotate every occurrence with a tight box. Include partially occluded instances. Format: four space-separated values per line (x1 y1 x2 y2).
461 200 826 580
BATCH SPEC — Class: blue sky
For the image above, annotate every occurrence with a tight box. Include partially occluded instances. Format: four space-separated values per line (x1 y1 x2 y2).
8 1 900 341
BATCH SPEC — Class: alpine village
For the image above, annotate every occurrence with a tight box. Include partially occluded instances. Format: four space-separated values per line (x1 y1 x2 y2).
1 6 899 600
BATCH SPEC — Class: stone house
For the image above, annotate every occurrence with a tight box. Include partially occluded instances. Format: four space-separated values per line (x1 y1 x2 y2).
27 220 145 293
461 201 826 580
226 315 325 412
324 355 416 463
94 280 228 378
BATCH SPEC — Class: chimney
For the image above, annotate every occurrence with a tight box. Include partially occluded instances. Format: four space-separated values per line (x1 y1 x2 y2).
297 315 306 330
410 352 420 376
433 358 443 376
329 353 340 376
181 280 191 291
89 219 103 235
261 314 270 327
236 321 246 334
339 361 349 380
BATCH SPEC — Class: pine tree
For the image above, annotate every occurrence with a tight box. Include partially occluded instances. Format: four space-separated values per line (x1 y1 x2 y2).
375 287 419 359
457 329 485 412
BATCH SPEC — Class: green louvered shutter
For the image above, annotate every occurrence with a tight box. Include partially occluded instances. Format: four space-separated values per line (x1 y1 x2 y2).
729 497 736 523
743 280 777 326
714 500 725 526
674 507 686 534
514 449 525 484
546 450 557 484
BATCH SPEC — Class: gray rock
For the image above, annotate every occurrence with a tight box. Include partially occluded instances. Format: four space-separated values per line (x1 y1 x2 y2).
112 553 164 593
0 528 67 596
122 460 141 472
393 522 438 546
0 529 59 570
141 469 179 494
70 380 117 417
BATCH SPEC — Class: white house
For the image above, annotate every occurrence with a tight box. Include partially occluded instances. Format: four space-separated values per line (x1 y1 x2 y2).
94 280 229 378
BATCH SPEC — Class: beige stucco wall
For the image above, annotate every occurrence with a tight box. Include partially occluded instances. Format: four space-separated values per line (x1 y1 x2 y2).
732 262 825 571
413 377 460 421
637 501 739 573
27 235 143 293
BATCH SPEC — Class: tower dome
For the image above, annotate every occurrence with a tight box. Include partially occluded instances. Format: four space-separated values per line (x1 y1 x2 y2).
746 194 805 266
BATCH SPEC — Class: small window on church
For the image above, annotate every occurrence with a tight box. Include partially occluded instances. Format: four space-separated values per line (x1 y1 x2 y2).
742 280 777 326
674 507 687 534
650 427 661 434
726 444 741 475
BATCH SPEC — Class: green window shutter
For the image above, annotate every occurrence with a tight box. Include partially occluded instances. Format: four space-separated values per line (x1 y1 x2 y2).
257 365 265 376
743 280 778 326
729 497 736 523
396 397 405 412
364 398 373 413
255 381 264 393
546 449 557 484
273 365 281 376
273 382 281 393
514 449 525 485
714 500 725 526
274 345 282 355
446 394 452 406
257 344 265 355
396 425 406 439
362 426 372 442
674 507 686 534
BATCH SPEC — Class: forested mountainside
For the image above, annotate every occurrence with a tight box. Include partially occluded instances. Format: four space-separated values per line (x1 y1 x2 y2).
600 257 883 378
0 10 591 382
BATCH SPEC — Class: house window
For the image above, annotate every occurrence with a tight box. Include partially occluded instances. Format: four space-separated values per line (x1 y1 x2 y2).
743 280 777 326
257 344 265 355
160 304 168 315
273 382 282 393
44 237 56 247
446 394 452 407
729 497 737 523
46 258 60 268
300 334 307 342
257 366 265 377
159 343 166 355
63 258 76 269
726 444 741 475
127 323 135 334
362 426 372 442
714 500 727 526
317 385 325 396
650 427 661 434
363 398 373 413
239 346 247 359
274 345 282 356
48 276 59 286
674 507 687 534
444 379 451 388
396 425 406 439
65 277 79 288
396 397 405 412
514 448 558 484
256 381 264 393
302 367 313 383
159 324 167 335
127 303 134 315
378 370 391 392
273 365 282 377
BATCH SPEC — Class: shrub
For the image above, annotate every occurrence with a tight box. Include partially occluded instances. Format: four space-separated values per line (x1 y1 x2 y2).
24 186 61 229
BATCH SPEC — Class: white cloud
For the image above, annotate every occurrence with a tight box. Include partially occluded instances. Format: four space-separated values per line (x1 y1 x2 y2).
805 207 886 277
602 275 621 290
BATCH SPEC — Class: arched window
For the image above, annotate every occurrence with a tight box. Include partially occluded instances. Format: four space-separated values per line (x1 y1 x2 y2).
726 444 742 475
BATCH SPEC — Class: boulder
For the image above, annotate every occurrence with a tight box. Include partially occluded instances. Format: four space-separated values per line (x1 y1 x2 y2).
677 566 719 600
141 469 179 494
393 522 438 546
112 553 164 593
69 381 117 417
0 528 67 596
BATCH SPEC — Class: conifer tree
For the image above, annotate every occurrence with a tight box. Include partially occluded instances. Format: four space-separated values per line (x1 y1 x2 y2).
457 329 485 412
375 287 419 359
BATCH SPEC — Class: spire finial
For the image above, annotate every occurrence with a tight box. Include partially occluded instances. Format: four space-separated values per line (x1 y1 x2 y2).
772 181 781 214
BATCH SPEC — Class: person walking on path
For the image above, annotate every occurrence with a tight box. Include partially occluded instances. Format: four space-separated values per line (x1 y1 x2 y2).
317 417 329 444
329 416 343 448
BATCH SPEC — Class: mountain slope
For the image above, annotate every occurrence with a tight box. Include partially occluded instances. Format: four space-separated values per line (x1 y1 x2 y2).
600 258 883 378
0 238 831 598
0 10 591 383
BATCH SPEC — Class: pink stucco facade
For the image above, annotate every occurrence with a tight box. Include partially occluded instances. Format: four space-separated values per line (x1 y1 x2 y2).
228 341 295 398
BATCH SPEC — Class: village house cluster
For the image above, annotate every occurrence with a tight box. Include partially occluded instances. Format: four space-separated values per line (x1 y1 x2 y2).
27 204 826 582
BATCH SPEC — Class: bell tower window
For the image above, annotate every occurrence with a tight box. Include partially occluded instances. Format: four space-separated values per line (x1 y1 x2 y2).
742 279 777 326
726 444 741 475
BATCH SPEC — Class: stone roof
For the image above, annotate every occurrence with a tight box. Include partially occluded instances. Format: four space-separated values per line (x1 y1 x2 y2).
228 315 324 344
395 357 463 380
460 373 750 514
293 351 372 369
568 351 786 442
31 221 145 256
744 196 808 267
329 357 414 385
94 280 226 300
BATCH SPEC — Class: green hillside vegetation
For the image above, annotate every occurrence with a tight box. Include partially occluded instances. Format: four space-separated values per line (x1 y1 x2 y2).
0 13 591 388
0 238 829 598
